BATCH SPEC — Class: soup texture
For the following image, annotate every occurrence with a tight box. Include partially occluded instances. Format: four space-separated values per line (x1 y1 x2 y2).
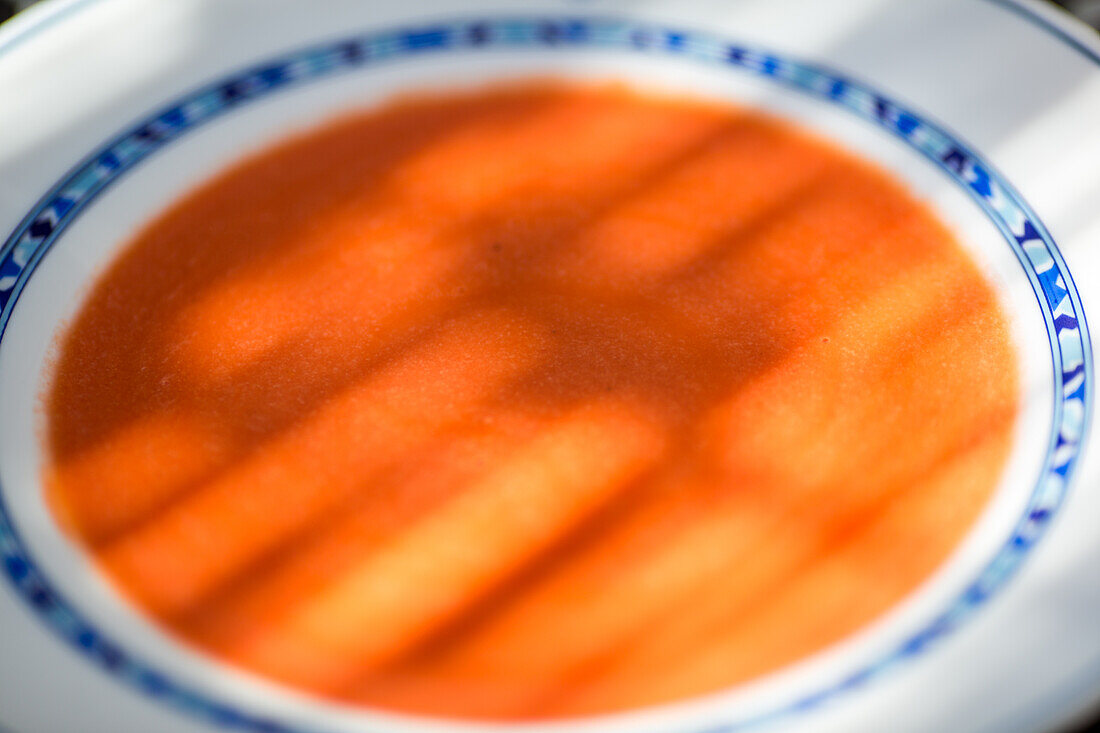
45 83 1017 720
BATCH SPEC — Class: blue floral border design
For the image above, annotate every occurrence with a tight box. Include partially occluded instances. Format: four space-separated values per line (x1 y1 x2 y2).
0 17 1092 733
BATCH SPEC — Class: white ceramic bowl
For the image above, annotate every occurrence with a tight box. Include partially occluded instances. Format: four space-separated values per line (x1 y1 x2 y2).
2 1 1100 732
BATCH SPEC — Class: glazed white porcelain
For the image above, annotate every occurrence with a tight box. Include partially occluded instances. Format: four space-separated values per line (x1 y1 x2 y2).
1 2 1100 732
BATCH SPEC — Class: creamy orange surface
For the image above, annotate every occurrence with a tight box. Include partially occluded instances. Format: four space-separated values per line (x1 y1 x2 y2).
45 83 1017 721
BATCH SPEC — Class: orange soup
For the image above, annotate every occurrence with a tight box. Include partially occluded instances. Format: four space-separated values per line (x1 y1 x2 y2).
44 83 1017 720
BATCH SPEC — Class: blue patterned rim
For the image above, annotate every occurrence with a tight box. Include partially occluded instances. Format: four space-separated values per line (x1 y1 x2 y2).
0 15 1093 733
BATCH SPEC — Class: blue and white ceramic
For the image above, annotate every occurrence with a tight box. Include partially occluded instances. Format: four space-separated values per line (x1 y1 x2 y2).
1 1 1100 732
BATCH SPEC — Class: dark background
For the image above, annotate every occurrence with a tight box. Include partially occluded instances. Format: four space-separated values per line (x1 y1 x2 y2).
0 0 1098 731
